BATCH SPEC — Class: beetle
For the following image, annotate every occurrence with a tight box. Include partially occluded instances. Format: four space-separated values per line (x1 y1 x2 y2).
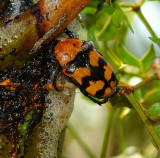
50 29 119 105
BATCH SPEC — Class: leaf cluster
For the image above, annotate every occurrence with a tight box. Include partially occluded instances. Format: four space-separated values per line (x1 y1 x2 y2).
70 0 160 157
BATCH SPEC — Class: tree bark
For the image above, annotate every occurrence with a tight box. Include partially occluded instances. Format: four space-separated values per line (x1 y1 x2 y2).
0 0 91 69
0 0 91 157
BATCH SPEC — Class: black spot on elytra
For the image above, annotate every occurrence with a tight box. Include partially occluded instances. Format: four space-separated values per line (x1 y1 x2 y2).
64 49 114 98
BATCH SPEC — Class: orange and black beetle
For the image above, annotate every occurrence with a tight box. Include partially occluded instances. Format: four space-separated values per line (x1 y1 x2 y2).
50 31 119 105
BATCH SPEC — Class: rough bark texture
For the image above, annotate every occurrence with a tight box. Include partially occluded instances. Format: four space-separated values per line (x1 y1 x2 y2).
0 0 88 157
0 0 91 69
24 87 75 158
0 0 9 13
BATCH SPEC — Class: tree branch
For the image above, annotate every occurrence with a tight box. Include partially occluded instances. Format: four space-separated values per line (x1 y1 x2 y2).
0 0 91 157
0 0 92 69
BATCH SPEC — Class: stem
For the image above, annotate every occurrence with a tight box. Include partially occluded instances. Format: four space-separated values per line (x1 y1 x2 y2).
0 0 92 69
120 0 145 8
105 0 112 7
137 10 158 38
118 110 126 153
124 8 133 13
67 123 96 158
100 105 115 158
132 75 159 90
96 16 112 38
120 3 139 8
125 93 160 149
120 0 159 43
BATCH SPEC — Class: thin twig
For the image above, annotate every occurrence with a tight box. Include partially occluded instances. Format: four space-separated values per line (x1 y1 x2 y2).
132 75 159 90
67 123 96 158
137 10 158 38
125 93 160 149
100 105 115 158
96 16 112 38
120 0 145 8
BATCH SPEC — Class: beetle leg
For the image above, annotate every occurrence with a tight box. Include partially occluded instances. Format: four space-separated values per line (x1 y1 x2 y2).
52 66 62 91
119 84 134 95
64 28 78 39
47 40 59 57
50 40 59 49
44 83 74 90
46 52 56 62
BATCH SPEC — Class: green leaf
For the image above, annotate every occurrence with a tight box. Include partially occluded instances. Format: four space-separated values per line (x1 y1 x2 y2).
95 7 118 40
81 7 97 14
106 48 123 67
134 89 142 101
154 124 160 138
95 6 115 37
95 8 110 31
149 37 160 44
83 14 97 28
143 89 160 106
146 102 160 116
111 3 133 33
81 0 99 14
120 107 134 118
123 14 134 33
154 80 160 88
103 6 115 15
97 24 118 40
118 44 140 67
140 45 156 72
148 115 160 122
150 135 159 150
117 25 128 42
87 26 99 49
112 8 124 28
110 95 133 108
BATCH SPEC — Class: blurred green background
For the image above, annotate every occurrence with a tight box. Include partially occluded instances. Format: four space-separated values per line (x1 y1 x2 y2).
63 0 160 158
